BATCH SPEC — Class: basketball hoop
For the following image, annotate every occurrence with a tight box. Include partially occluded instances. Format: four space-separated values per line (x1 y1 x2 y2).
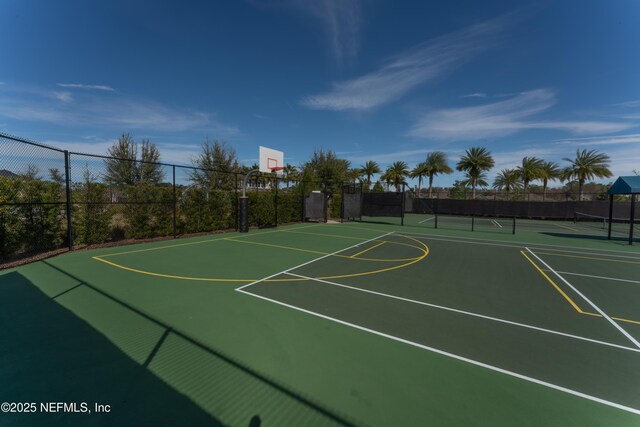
240 146 285 233
270 167 285 175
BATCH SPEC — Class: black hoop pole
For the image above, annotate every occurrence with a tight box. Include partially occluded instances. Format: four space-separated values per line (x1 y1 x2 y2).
301 181 306 223
274 175 278 227
401 183 405 226
240 169 260 232
172 165 177 238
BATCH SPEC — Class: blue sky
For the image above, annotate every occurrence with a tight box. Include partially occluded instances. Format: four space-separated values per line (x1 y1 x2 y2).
1 0 639 186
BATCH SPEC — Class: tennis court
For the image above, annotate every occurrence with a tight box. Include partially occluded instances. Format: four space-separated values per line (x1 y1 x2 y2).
2 221 640 425
376 211 640 242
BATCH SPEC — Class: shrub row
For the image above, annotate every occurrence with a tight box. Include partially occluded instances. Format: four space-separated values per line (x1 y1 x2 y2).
0 176 306 264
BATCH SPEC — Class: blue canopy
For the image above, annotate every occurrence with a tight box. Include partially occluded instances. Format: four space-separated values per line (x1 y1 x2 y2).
607 176 640 195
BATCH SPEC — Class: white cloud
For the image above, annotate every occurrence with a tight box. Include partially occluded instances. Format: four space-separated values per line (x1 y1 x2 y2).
0 87 239 135
408 89 633 140
346 148 448 167
461 93 487 98
555 133 640 146
57 83 115 91
50 91 73 102
287 0 363 64
300 12 518 111
611 100 640 108
39 138 205 166
490 147 561 172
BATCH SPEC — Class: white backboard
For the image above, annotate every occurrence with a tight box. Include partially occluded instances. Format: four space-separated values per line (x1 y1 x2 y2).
259 146 284 175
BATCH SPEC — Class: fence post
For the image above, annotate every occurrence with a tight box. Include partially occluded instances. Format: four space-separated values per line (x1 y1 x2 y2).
401 183 405 226
301 181 306 223
172 165 177 238
629 194 636 246
64 151 73 250
607 194 613 240
512 216 516 235
340 184 344 223
471 215 475 232
235 173 239 231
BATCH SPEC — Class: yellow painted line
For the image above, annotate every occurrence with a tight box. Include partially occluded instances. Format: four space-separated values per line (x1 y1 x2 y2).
224 237 418 262
534 252 640 265
224 238 328 256
281 229 424 251
581 311 601 318
351 241 386 258
553 223 580 232
613 317 640 326
522 252 640 326
93 234 430 283
338 223 395 235
97 224 322 258
97 229 278 258
93 256 252 282
520 251 584 313
281 229 368 241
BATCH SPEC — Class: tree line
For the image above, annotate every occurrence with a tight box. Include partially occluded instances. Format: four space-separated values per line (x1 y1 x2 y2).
0 133 618 263
350 147 614 201
101 135 615 203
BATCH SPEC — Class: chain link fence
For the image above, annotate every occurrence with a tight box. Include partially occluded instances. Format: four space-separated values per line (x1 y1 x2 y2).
0 134 71 266
0 133 309 268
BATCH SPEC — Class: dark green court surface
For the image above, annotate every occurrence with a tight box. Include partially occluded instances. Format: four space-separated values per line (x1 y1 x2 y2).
2 221 640 426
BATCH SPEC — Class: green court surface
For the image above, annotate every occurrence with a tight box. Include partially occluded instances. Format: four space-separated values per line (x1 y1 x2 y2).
2 221 640 426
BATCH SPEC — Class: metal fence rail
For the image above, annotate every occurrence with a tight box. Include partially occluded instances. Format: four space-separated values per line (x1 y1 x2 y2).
0 133 309 268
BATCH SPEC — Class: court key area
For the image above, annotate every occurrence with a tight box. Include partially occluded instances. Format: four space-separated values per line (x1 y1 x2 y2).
2 222 640 426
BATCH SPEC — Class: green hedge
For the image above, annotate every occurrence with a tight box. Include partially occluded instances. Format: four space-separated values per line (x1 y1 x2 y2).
1 178 308 263
0 177 66 260
329 194 341 219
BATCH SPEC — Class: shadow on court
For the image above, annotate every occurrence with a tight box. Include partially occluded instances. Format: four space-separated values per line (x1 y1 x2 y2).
0 262 354 426
0 271 221 426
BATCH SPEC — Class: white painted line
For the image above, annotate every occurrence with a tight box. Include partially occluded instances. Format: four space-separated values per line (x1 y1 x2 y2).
525 247 640 260
395 232 640 259
380 227 640 255
418 216 435 224
234 231 394 291
284 272 639 354
236 288 640 416
526 247 640 350
556 271 640 285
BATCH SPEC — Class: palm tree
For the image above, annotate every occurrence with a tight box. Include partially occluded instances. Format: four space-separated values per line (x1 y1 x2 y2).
360 160 381 189
461 172 489 195
561 149 613 200
517 156 544 199
410 162 428 197
422 151 453 198
456 147 495 199
348 168 363 184
492 168 522 197
384 161 410 192
539 161 560 200
379 171 391 191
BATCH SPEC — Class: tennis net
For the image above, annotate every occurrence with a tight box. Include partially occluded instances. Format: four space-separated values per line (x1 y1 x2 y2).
574 211 639 230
